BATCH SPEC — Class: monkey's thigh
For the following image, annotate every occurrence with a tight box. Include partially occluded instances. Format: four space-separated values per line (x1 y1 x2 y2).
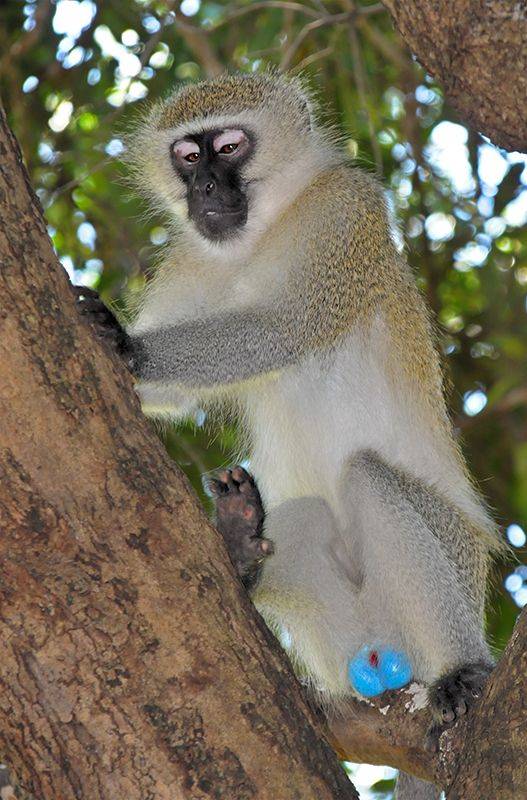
253 496 370 694
341 451 489 683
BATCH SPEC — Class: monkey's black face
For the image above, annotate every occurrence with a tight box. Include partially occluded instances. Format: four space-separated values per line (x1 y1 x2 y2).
171 128 254 242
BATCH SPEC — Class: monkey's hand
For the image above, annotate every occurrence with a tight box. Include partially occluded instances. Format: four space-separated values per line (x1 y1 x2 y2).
206 466 273 591
73 286 142 373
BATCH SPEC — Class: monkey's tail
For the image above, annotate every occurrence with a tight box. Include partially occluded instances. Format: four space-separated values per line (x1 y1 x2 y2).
395 772 442 800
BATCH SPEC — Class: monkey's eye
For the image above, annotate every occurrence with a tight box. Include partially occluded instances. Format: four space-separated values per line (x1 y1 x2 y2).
213 129 247 156
173 140 200 165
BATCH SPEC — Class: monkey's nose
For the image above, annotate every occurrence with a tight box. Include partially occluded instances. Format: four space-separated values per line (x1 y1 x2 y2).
205 181 215 195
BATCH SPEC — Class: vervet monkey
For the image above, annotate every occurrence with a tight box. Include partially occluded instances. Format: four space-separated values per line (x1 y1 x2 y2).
77 72 501 800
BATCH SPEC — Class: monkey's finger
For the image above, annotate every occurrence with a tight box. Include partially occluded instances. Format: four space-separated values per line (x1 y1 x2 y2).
242 537 274 564
206 477 228 496
73 287 124 332
454 698 468 717
231 465 252 485
74 290 105 313
72 285 99 300
441 707 456 724
216 469 238 491
96 327 120 340
76 297 103 314
82 303 120 327
232 468 262 501
257 538 274 555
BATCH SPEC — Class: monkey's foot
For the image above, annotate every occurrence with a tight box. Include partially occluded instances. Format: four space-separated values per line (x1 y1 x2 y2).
428 661 493 727
207 466 273 589
73 285 135 368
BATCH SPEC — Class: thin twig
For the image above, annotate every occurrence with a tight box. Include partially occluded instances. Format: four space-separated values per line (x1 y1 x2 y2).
348 17 383 175
279 3 384 71
0 0 53 75
46 157 112 204
358 2 384 15
243 46 283 60
209 2 321 31
357 17 409 70
291 45 334 73
173 9 223 77
280 11 355 70
309 0 330 14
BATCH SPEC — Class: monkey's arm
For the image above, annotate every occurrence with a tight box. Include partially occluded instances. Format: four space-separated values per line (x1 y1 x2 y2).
129 309 303 387
73 286 295 387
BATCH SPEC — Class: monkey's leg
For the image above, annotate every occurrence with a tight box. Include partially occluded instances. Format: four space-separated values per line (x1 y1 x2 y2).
209 470 368 693
251 496 370 696
343 450 492 725
210 470 441 800
208 466 273 590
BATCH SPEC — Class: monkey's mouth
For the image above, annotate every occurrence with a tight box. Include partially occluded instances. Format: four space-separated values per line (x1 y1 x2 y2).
205 209 241 216
196 205 248 241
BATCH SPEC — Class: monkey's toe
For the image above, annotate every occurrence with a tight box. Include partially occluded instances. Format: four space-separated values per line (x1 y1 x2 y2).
207 467 272 589
428 661 493 727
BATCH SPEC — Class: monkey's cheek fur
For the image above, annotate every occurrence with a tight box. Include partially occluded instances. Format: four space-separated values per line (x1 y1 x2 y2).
348 646 413 698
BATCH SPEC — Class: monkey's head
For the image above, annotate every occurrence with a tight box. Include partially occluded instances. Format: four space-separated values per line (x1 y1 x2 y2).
127 72 334 250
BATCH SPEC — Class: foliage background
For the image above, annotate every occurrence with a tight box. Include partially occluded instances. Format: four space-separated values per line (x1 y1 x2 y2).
2 1 526 796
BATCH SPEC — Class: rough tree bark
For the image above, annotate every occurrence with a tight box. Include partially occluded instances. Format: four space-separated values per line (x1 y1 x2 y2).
381 0 527 152
0 105 356 799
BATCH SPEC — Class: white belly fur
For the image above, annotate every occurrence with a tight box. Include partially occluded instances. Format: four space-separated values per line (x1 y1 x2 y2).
242 324 488 530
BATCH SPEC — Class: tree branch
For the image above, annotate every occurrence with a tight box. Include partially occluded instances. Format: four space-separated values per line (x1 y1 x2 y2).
0 0 53 73
173 9 223 78
347 15 383 176
326 607 527 798
279 3 384 70
380 0 527 151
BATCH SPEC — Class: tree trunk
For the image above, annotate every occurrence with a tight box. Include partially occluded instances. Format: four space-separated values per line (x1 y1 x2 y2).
381 0 527 152
445 607 527 799
0 105 356 799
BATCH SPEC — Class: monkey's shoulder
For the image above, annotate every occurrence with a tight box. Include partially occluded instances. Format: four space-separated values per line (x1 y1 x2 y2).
294 163 390 236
